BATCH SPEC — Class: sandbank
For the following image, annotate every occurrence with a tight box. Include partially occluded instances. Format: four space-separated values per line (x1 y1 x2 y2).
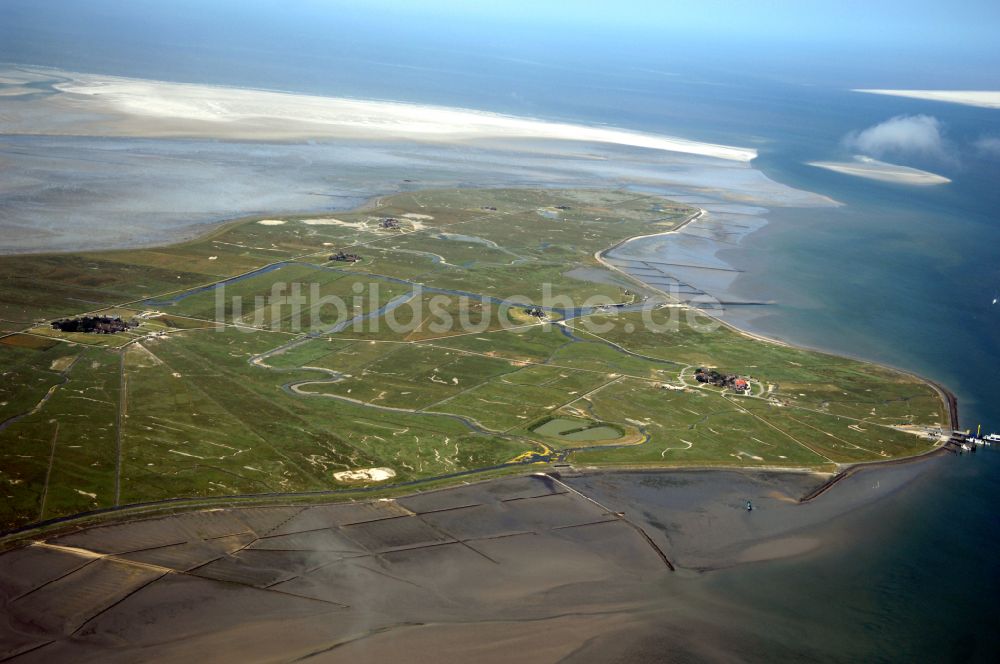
1 66 757 161
854 89 1000 109
808 155 950 185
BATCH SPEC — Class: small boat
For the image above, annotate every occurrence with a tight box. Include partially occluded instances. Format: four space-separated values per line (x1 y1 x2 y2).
746 500 753 512
984 433 1000 445
961 443 972 452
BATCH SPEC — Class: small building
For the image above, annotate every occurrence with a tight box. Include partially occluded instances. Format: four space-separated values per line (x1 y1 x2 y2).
330 252 361 263
379 217 400 229
51 315 135 334
694 368 751 392
524 306 545 318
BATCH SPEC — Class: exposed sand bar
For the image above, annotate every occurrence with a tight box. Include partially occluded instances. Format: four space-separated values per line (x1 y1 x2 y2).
854 88 1000 109
808 155 950 186
0 67 756 161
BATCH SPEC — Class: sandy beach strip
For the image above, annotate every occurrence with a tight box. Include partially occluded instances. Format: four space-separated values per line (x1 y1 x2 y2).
2 67 756 161
808 156 950 185
853 89 1000 110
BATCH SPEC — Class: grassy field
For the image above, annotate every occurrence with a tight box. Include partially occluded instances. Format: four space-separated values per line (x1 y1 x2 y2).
0 189 948 531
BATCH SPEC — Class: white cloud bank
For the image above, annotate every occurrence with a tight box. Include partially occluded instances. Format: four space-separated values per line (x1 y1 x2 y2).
974 136 1000 157
844 115 948 160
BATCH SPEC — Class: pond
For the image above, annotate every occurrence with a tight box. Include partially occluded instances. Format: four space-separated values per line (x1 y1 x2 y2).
532 417 623 442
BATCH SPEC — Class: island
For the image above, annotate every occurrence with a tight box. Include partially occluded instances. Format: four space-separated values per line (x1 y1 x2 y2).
0 188 953 534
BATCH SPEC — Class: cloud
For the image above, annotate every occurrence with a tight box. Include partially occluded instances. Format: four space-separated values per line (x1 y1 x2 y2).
844 115 949 160
974 136 1000 157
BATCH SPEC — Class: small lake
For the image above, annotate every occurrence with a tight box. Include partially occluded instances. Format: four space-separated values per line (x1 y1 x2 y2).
533 417 623 441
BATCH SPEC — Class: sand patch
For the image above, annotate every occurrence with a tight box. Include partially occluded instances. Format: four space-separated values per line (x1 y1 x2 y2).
301 218 369 229
333 467 396 483
256 219 286 226
401 213 434 220
808 156 950 186
49 356 76 372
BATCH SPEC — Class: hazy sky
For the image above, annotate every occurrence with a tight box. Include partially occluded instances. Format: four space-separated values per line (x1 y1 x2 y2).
2 0 999 88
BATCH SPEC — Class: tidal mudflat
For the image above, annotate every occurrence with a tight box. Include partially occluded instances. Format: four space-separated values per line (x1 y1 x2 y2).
0 457 950 663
